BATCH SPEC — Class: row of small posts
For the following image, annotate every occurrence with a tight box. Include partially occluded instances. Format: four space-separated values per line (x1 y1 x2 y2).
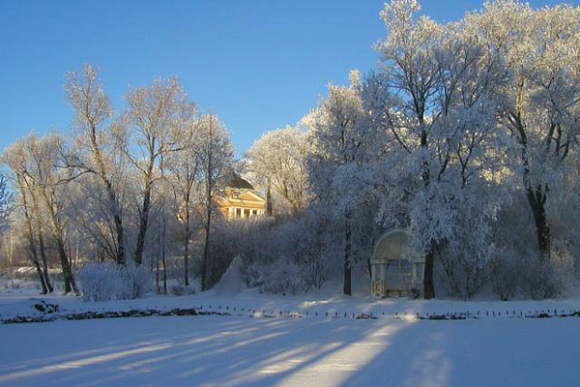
196 304 580 320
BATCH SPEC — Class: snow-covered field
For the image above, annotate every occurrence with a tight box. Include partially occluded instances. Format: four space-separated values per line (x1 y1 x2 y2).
1 287 580 387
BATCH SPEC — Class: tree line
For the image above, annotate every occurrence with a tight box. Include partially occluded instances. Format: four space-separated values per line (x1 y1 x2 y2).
241 0 580 299
1 0 579 300
1 67 233 295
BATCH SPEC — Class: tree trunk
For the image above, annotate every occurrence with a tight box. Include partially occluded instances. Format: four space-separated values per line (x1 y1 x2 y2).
19 180 50 293
420 126 436 300
31 193 53 293
184 233 190 287
527 187 551 258
23 221 47 295
36 229 53 293
343 208 352 296
113 213 126 266
516 115 551 259
56 235 78 295
40 188 79 295
201 153 213 292
134 179 152 266
32 256 48 294
26 220 48 295
201 186 212 291
183 196 190 287
155 240 160 293
89 125 126 267
100 178 125 266
266 179 273 217
423 243 436 299
162 216 167 295
201 221 211 292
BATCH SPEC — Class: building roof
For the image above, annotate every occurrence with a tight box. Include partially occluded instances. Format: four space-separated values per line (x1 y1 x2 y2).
229 172 255 190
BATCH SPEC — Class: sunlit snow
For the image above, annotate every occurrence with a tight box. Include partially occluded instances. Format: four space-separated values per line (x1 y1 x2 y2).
1 289 579 387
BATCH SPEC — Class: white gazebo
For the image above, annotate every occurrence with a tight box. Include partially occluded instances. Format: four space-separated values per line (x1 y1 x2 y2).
370 229 424 298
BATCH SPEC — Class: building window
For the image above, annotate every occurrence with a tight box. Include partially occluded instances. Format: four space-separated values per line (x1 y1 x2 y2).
244 209 250 218
236 208 242 217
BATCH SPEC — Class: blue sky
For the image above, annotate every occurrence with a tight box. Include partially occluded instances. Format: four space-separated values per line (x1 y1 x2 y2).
0 0 574 158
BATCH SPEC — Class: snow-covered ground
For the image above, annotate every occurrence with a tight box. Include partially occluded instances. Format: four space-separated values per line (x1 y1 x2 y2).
1 286 580 387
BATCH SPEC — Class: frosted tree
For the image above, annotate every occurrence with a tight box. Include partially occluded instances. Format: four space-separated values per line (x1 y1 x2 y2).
65 64 129 266
245 126 311 215
4 134 80 294
374 0 505 298
306 70 381 295
149 182 176 294
549 147 580 279
374 0 447 299
2 142 52 293
124 78 196 265
464 1 580 259
162 115 202 287
196 113 234 291
0 174 11 237
2 146 45 294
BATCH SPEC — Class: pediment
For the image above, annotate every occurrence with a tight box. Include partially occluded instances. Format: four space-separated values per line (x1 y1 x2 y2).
237 190 266 203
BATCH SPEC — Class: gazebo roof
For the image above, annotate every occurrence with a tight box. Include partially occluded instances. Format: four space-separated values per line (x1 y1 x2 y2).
371 229 425 264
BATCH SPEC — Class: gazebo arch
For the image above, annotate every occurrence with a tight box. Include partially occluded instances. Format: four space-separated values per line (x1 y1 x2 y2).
370 229 424 298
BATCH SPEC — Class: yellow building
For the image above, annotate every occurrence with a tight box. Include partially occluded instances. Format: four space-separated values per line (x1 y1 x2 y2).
218 173 267 220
